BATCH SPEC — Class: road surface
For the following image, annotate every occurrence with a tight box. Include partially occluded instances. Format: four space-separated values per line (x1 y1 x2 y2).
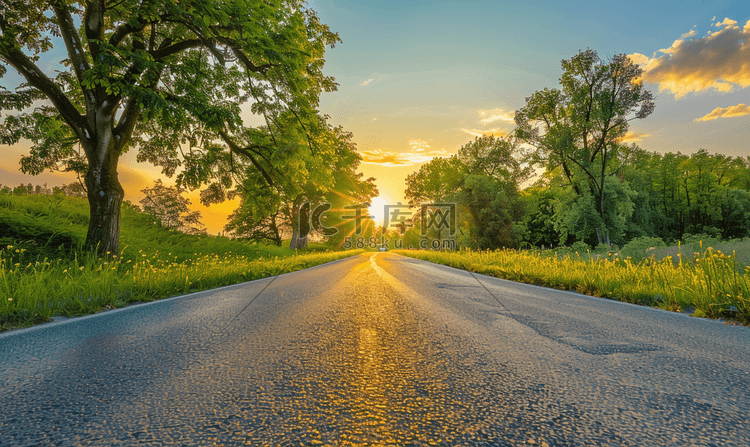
1 252 749 445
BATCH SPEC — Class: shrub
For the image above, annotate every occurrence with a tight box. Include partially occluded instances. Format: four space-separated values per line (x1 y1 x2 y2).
682 233 722 254
570 241 590 254
620 236 666 261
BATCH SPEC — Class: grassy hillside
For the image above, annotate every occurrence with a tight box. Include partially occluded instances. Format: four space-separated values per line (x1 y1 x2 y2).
0 193 326 263
1 192 359 331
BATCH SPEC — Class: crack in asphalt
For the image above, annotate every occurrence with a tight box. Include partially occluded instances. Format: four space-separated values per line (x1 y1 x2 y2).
224 274 279 330
468 270 511 314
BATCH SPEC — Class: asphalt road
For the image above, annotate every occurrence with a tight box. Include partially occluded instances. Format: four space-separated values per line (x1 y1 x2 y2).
1 252 749 446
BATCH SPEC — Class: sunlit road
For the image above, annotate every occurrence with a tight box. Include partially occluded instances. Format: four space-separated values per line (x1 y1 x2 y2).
1 252 749 445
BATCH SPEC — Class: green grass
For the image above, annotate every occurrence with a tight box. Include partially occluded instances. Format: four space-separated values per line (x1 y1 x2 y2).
649 239 750 270
394 245 750 325
0 193 331 264
0 193 361 331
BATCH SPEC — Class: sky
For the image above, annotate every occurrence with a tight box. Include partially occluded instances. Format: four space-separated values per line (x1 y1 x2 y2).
1 0 749 233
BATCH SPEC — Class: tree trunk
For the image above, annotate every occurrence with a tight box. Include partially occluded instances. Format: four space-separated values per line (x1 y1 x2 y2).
289 200 310 250
270 215 282 246
290 230 309 249
289 226 300 250
84 154 124 256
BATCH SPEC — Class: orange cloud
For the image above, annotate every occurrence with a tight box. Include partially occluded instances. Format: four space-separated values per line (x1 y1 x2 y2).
695 103 750 121
629 18 750 98
460 128 509 138
621 131 652 143
628 53 651 65
715 18 738 28
360 148 453 166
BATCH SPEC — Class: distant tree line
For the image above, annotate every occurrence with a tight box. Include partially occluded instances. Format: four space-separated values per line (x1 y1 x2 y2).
521 147 750 249
0 182 86 198
1 180 208 236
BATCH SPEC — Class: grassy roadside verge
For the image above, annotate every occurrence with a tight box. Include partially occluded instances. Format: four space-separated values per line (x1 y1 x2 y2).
1 190 365 332
393 248 750 325
1 248 363 332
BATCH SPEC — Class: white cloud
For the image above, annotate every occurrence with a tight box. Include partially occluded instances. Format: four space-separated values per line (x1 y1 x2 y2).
360 78 374 86
695 103 750 121
408 139 431 153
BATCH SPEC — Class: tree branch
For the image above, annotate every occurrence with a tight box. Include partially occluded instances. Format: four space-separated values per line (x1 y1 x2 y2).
565 152 599 191
83 1 105 61
217 37 274 74
0 40 89 147
51 2 91 88
148 39 203 60
109 3 165 48
113 62 165 154
218 130 275 187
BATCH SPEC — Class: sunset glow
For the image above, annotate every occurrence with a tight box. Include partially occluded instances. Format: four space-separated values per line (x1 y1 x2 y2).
367 196 390 228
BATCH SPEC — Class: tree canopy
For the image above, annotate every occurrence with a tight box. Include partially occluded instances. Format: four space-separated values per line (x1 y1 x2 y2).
0 0 339 255
515 49 654 244
224 121 378 247
404 136 528 249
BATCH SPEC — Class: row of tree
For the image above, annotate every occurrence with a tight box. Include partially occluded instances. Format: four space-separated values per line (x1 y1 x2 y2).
521 148 750 249
611 148 750 242
4 0 745 253
0 183 86 197
403 50 749 250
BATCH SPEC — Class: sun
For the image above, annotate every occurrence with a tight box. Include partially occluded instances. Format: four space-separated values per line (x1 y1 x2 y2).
368 196 390 228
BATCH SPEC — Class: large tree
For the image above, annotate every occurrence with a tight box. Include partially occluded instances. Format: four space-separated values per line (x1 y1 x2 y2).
0 0 339 255
224 120 377 248
405 136 528 249
514 49 654 244
404 156 463 206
